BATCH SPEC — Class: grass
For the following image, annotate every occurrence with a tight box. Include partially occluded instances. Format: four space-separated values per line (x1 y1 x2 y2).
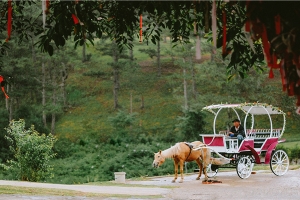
278 141 300 148
0 185 104 197
85 181 177 189
0 185 164 199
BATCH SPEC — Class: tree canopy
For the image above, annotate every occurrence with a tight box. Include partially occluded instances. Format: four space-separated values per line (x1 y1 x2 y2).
1 0 300 111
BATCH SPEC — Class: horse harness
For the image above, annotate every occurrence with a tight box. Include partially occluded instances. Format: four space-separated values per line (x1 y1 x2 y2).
184 142 194 161
184 142 208 162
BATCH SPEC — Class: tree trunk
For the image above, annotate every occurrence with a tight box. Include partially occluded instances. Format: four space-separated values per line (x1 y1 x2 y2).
211 1 217 62
51 71 56 134
42 62 47 127
140 95 144 109
9 85 13 121
129 41 134 61
130 92 133 113
195 35 201 60
31 34 36 62
112 41 120 110
211 46 215 62
113 66 119 110
183 59 188 110
51 112 56 134
205 2 210 33
61 63 68 109
5 84 9 111
157 38 161 77
82 39 86 62
191 62 197 100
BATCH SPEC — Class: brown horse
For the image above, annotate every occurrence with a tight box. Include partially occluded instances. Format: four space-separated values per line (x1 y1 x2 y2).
153 141 211 183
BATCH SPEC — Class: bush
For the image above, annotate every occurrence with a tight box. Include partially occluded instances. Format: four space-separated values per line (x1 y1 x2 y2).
1 119 57 182
108 110 137 139
176 104 206 141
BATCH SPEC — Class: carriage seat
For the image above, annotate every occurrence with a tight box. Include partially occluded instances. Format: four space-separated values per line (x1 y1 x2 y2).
247 129 282 148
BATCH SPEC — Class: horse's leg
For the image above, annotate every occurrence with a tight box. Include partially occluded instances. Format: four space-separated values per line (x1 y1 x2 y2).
195 158 203 180
179 160 184 183
202 149 210 181
172 159 178 183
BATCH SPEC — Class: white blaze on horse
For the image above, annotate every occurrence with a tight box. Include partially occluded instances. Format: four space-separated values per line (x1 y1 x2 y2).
153 141 211 183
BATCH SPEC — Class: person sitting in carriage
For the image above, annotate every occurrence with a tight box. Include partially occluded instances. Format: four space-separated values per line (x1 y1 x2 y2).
227 119 245 141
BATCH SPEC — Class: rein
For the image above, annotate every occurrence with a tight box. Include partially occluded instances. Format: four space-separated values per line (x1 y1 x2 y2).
184 142 194 161
185 147 192 161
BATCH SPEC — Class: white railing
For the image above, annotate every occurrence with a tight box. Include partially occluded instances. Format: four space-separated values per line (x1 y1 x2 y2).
246 129 282 139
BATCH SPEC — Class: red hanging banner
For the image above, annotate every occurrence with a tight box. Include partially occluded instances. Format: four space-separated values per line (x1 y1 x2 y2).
45 0 50 14
72 14 79 24
261 24 272 67
245 1 250 32
269 68 274 79
275 15 281 35
6 0 12 42
0 76 9 99
139 14 142 43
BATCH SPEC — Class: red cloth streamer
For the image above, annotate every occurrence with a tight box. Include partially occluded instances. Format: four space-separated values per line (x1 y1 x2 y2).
72 14 79 24
245 21 250 32
245 1 250 32
272 54 280 69
139 14 142 42
6 0 12 42
297 96 300 107
279 60 287 91
222 10 227 55
0 76 9 99
289 83 294 96
275 15 281 35
261 24 272 67
45 0 50 14
269 68 274 79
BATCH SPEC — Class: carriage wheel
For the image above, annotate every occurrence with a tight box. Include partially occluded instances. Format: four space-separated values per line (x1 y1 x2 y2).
270 150 289 176
206 164 218 178
236 156 253 179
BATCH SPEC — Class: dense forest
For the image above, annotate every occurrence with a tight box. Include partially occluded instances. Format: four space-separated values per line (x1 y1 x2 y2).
0 1 299 183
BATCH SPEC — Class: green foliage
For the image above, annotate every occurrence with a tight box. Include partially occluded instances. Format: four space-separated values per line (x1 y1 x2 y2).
176 104 207 141
139 48 157 59
46 138 192 184
290 146 300 160
108 110 137 139
1 119 57 182
277 145 300 161
0 108 11 162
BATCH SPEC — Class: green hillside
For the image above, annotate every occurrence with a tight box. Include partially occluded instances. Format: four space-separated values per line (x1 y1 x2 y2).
1 38 299 184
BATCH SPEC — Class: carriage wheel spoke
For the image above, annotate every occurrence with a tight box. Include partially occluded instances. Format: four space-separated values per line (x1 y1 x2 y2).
270 150 289 176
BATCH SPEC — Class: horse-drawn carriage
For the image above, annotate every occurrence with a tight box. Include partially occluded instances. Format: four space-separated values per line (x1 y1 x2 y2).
198 103 289 179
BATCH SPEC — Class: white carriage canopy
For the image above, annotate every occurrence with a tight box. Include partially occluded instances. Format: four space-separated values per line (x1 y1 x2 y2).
202 103 285 115
202 103 286 138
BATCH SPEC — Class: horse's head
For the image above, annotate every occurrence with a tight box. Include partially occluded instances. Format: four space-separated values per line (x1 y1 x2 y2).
153 150 165 168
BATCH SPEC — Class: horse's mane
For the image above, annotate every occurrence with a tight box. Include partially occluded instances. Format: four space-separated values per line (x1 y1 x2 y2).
161 143 181 158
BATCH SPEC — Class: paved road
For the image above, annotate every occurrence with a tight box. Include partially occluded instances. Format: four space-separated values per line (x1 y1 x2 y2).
133 168 300 200
0 168 299 200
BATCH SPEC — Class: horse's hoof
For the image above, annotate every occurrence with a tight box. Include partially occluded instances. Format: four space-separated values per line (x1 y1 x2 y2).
171 180 176 183
196 177 200 180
